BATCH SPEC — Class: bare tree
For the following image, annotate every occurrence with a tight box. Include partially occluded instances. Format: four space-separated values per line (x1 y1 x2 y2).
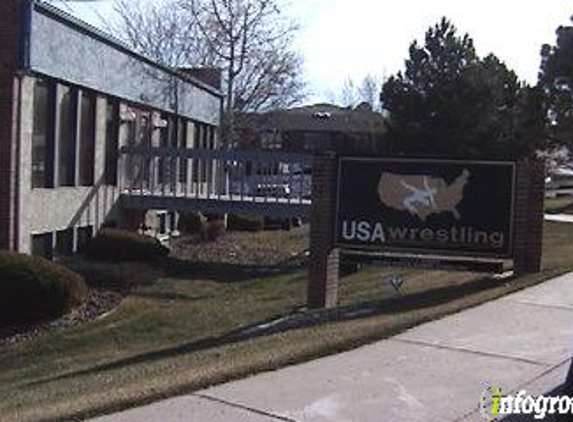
338 74 383 110
340 77 356 108
112 0 306 142
114 0 206 68
357 74 382 111
182 0 305 139
233 34 306 111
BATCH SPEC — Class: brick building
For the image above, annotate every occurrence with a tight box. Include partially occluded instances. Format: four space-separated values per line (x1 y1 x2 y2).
234 103 386 154
0 0 223 256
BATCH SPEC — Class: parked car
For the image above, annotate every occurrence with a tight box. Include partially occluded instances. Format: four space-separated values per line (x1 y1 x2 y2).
253 183 291 198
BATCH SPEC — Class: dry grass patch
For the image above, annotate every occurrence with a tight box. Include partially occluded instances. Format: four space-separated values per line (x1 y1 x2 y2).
1 222 573 421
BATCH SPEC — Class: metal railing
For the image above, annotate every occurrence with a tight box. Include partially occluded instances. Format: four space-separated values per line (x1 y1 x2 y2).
118 147 312 215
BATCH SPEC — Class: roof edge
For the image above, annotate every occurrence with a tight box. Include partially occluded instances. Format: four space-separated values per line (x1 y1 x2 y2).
33 0 224 98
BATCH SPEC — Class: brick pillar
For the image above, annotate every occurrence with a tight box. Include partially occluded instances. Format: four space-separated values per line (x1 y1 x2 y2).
308 152 339 309
513 158 545 275
0 0 24 250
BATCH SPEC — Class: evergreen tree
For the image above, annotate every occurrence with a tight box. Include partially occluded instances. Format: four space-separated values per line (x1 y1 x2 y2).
381 18 545 158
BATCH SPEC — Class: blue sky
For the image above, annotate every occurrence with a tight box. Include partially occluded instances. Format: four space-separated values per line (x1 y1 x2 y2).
52 0 572 104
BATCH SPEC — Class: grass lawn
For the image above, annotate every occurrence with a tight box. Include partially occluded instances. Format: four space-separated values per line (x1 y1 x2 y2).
545 196 573 213
2 222 573 421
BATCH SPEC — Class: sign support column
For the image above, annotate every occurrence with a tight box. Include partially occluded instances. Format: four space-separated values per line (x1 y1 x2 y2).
513 158 545 275
308 152 339 309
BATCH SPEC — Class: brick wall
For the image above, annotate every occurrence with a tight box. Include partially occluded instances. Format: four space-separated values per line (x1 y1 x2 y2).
513 158 545 274
308 152 339 309
0 0 22 250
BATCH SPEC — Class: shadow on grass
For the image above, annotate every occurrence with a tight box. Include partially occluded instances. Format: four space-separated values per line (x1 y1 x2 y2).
160 254 308 284
24 272 513 389
129 291 215 302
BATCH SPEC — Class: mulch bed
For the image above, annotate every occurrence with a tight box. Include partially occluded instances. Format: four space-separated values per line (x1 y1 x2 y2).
0 288 122 347
1 229 309 346
170 229 309 267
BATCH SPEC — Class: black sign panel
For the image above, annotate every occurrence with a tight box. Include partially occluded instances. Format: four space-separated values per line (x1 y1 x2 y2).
335 158 515 258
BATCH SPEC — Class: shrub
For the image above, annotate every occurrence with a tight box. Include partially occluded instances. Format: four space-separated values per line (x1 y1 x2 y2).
227 214 264 232
83 229 169 262
203 219 226 242
0 251 87 324
264 217 292 231
179 212 207 234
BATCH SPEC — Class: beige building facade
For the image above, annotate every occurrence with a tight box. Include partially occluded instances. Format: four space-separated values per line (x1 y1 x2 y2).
0 0 223 257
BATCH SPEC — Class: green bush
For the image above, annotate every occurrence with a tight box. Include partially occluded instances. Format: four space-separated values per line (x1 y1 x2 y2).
227 214 264 232
0 251 87 324
203 219 226 241
179 212 207 234
83 229 169 262
264 217 292 231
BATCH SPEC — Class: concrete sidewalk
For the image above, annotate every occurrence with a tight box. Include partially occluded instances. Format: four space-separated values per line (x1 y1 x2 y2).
545 214 573 223
90 273 573 422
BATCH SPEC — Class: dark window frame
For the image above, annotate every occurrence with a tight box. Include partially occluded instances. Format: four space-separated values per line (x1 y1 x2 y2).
57 85 78 187
79 90 97 186
32 80 56 189
31 232 54 259
104 98 120 186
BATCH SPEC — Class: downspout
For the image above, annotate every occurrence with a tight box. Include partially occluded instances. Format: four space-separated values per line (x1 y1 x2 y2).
12 0 33 251
12 74 23 252
21 0 32 70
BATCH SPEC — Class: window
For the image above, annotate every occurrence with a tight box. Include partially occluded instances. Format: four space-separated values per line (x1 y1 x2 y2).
177 119 187 148
32 80 55 188
192 122 202 182
261 130 282 149
104 99 119 185
121 113 137 187
158 212 167 235
169 211 177 232
178 119 188 183
138 114 151 147
31 232 54 259
158 114 169 185
134 111 152 187
202 125 211 181
79 91 96 186
76 226 93 253
160 114 176 147
55 228 74 256
58 86 77 186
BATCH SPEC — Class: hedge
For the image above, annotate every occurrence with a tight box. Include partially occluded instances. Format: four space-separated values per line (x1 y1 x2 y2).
0 251 87 324
83 229 169 262
227 214 264 232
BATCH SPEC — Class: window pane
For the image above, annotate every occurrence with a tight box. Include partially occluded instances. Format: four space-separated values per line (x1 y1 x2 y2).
178 119 188 183
55 228 74 256
105 100 119 185
158 114 169 184
192 123 201 182
122 116 136 187
76 226 93 253
79 92 96 186
32 81 54 188
134 113 151 187
158 213 167 235
160 114 170 147
58 86 76 186
31 232 53 259
202 124 209 180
